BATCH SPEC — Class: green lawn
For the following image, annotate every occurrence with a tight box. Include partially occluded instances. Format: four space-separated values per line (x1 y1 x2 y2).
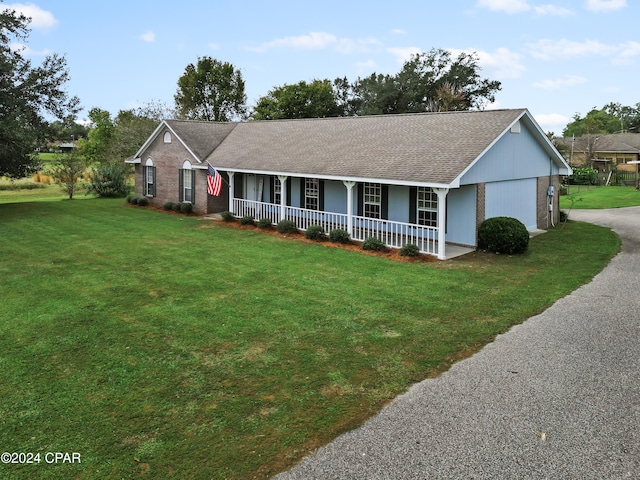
0 197 619 479
560 185 640 209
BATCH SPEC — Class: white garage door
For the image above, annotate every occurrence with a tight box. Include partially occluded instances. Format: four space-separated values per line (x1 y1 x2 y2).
485 178 537 230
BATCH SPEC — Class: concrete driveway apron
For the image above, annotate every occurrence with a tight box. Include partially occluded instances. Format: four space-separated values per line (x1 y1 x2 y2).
275 207 640 479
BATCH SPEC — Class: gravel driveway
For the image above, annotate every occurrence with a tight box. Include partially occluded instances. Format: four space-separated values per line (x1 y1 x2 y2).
275 207 640 479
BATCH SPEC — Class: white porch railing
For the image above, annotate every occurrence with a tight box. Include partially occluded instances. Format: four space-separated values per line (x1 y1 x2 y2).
232 199 439 256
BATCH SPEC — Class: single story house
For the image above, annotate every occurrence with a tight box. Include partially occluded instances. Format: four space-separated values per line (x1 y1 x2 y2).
127 109 571 259
555 133 640 171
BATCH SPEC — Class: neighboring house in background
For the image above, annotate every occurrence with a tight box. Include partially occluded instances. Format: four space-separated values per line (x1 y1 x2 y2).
127 109 571 259
555 133 640 172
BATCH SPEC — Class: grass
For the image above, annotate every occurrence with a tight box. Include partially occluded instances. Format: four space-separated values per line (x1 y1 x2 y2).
560 185 640 209
0 197 620 479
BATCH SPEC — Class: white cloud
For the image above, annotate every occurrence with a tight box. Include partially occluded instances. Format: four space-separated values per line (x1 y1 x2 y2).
534 4 572 15
584 0 626 12
391 29 407 35
527 38 640 64
139 30 155 42
534 75 587 89
3 3 57 30
476 0 531 14
355 59 377 72
387 46 422 64
249 32 380 54
450 47 526 79
208 43 221 50
9 42 49 56
532 112 572 133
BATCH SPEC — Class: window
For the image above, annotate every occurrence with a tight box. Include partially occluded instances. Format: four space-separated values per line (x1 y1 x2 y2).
142 159 156 197
274 177 282 205
305 178 319 210
417 187 437 226
163 131 172 143
363 183 381 218
179 161 195 204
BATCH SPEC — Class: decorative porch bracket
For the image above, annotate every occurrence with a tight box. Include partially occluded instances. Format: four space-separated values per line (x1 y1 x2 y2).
342 180 356 235
433 187 449 260
227 172 235 213
278 176 289 222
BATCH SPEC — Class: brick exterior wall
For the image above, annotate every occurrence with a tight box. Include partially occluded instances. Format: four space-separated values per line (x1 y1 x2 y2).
475 182 485 235
134 128 228 215
536 175 561 228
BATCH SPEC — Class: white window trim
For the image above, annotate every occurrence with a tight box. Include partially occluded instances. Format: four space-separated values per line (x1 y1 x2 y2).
363 182 381 219
417 186 438 227
305 178 319 210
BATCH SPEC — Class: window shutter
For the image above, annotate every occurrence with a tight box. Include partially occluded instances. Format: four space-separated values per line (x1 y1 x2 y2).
191 170 196 205
409 187 417 224
234 173 242 199
151 167 156 197
286 178 291 206
269 176 275 203
319 180 325 211
300 178 306 208
142 166 147 196
381 184 389 220
178 169 184 202
357 183 363 216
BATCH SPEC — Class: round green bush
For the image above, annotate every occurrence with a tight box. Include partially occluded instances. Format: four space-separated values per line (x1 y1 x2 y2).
277 219 297 234
329 228 350 244
126 194 136 204
477 216 529 254
399 243 420 257
559 210 569 222
172 202 182 213
136 197 149 207
239 215 254 225
180 202 193 214
220 211 235 222
362 236 386 252
163 201 175 211
257 217 272 229
304 225 325 240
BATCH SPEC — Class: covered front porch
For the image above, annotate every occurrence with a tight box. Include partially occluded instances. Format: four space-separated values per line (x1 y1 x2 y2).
225 173 460 260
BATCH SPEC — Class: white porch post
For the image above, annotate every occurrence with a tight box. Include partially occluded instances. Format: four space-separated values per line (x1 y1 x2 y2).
278 175 288 222
434 187 449 260
342 181 356 235
227 171 235 213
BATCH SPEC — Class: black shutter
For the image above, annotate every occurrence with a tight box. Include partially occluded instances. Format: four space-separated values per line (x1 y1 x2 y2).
142 166 147 196
319 180 325 211
191 170 196 205
357 183 363 216
234 173 242 199
269 176 275 204
381 184 388 219
151 167 156 197
300 178 306 208
286 178 291 206
409 187 417 224
178 169 184 202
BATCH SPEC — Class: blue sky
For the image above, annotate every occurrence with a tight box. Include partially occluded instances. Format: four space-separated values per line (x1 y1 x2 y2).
4 0 638 135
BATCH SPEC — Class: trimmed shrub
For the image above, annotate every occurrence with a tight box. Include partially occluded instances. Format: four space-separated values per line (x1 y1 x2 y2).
559 210 569 222
362 236 386 252
180 202 193 214
329 228 350 244
304 225 325 240
257 217 272 229
277 219 297 234
172 202 182 213
399 243 420 257
86 163 130 198
136 197 150 207
239 215 254 225
126 194 136 204
163 201 175 211
478 216 529 254
220 211 235 222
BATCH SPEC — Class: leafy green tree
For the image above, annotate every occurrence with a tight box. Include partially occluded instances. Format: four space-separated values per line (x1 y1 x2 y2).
252 79 341 120
175 57 247 121
86 163 130 198
0 3 80 177
50 154 85 199
562 107 620 137
76 108 114 164
352 49 501 115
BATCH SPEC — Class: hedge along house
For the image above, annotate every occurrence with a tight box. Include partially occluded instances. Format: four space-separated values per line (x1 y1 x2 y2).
127 109 571 259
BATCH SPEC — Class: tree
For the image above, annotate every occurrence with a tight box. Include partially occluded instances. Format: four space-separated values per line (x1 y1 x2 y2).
175 57 247 121
252 79 341 120
50 153 85 199
352 49 501 115
0 3 80 177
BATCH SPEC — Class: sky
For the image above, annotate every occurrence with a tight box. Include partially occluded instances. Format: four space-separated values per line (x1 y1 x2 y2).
3 0 639 135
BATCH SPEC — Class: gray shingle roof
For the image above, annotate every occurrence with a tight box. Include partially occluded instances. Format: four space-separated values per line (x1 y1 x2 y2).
165 119 237 162
556 133 640 154
205 109 527 185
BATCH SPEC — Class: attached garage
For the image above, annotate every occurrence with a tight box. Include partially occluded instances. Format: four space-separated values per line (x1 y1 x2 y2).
485 179 537 230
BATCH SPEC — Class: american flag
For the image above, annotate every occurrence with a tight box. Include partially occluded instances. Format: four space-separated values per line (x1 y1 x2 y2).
207 163 222 196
